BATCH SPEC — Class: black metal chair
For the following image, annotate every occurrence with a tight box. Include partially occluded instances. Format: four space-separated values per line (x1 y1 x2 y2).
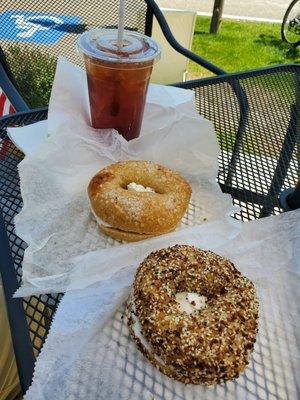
0 0 299 395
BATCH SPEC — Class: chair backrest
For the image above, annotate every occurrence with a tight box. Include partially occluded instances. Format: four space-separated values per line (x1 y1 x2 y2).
0 0 152 107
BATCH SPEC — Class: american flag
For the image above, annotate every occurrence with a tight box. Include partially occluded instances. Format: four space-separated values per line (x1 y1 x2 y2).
0 87 15 159
0 87 15 116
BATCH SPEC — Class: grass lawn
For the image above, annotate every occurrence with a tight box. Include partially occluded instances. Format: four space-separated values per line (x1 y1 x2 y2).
189 16 300 78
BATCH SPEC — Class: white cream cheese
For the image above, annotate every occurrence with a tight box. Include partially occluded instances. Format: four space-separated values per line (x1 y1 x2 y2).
175 292 207 315
127 182 155 193
128 291 165 366
90 207 111 228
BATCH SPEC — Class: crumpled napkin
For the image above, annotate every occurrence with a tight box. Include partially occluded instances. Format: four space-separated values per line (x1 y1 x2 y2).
7 120 48 156
13 57 235 297
24 209 300 400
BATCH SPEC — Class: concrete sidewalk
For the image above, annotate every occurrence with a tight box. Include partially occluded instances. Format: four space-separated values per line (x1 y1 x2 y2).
157 0 290 22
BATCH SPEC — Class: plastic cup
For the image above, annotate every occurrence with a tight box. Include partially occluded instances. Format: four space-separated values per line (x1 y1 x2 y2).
77 29 160 140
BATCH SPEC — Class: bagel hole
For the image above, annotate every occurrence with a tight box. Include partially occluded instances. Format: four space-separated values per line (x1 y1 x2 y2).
175 292 207 315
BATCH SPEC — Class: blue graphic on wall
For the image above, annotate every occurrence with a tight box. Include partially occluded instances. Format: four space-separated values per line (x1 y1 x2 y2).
0 10 81 45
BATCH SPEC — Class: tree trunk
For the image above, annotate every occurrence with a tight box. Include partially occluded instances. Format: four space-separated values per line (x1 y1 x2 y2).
210 0 225 34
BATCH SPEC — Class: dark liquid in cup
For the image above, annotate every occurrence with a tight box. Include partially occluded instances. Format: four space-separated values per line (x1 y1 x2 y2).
85 57 153 141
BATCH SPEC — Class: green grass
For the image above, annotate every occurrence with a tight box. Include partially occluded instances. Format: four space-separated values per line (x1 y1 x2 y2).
188 17 300 156
189 17 300 78
6 46 56 108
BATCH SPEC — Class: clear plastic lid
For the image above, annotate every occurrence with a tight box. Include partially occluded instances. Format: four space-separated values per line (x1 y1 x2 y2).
77 29 161 63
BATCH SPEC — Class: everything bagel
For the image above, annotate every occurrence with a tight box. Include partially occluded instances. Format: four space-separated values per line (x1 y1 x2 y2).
88 160 192 241
127 245 259 385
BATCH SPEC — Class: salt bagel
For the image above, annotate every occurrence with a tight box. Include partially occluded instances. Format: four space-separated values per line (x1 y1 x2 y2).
127 245 259 385
88 160 191 239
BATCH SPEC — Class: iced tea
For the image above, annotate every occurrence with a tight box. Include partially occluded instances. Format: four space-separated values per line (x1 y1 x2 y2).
78 29 160 141
84 57 153 140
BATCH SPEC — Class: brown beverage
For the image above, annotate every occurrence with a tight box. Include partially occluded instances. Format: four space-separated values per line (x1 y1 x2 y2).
78 29 160 141
84 57 153 140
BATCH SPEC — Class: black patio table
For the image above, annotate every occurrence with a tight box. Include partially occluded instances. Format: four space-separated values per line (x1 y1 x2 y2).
0 63 299 393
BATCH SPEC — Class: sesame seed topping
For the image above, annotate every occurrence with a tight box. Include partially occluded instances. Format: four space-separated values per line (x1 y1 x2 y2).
126 245 259 385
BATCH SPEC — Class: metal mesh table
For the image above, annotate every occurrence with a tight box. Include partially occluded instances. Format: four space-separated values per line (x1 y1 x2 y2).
178 64 299 220
0 64 299 393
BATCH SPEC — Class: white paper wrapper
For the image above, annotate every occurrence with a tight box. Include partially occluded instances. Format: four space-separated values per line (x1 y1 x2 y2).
14 57 235 297
24 210 300 400
7 120 48 156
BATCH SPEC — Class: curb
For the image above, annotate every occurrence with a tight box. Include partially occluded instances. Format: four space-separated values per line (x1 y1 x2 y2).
196 11 282 24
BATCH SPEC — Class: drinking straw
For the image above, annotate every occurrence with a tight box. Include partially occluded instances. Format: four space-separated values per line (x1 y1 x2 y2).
117 0 125 49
